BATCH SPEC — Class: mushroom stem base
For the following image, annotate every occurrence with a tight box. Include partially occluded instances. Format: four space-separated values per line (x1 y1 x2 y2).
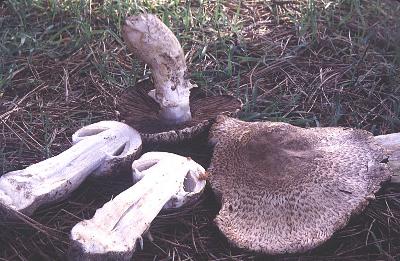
147 89 192 125
69 152 206 260
159 104 192 125
375 133 400 182
0 121 141 216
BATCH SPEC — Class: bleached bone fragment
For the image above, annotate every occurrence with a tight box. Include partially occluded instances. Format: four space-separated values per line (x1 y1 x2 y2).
0 121 142 216
375 133 400 182
69 152 206 260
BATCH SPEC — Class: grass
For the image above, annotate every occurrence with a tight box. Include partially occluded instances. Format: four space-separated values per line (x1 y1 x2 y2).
1 0 400 260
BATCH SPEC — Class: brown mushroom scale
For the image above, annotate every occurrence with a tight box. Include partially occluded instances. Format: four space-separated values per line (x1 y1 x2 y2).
208 115 392 254
119 81 242 143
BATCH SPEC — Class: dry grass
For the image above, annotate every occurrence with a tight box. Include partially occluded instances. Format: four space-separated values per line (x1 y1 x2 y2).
1 0 400 260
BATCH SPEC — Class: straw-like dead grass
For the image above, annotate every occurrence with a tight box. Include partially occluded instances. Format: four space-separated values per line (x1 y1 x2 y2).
1 0 400 260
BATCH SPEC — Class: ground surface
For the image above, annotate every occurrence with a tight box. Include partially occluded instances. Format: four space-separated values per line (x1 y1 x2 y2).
1 0 400 260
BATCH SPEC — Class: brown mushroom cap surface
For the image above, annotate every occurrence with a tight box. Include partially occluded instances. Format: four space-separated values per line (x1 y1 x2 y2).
118 81 242 143
208 115 392 254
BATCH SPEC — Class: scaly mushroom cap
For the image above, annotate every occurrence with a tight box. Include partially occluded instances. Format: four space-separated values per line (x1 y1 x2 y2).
119 14 242 144
208 115 392 254
119 80 241 144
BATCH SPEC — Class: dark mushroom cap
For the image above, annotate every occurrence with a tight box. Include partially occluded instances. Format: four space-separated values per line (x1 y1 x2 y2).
208 115 392 254
118 81 242 144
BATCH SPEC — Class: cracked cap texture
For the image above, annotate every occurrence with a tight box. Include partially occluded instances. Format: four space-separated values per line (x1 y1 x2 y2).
208 115 392 254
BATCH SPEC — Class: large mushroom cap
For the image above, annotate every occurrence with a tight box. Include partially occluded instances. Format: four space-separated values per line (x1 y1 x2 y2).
119 14 242 144
119 80 242 144
208 115 392 254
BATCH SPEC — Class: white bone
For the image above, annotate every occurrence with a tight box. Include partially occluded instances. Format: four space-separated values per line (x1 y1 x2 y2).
0 121 142 216
375 133 400 183
69 152 206 260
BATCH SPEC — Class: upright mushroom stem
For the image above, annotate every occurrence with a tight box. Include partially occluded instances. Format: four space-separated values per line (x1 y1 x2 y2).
122 14 194 125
